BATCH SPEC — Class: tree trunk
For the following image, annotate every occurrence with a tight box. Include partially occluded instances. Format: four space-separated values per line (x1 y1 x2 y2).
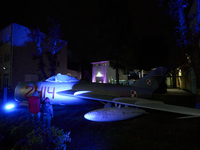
116 66 119 85
115 49 119 85
40 54 48 79
50 54 55 77
191 45 200 106
172 70 177 88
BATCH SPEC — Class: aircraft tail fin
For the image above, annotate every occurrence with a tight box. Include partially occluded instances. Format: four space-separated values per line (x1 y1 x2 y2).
133 66 167 91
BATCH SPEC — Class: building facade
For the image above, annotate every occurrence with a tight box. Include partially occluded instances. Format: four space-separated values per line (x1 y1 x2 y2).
91 61 128 84
0 23 68 90
166 64 197 94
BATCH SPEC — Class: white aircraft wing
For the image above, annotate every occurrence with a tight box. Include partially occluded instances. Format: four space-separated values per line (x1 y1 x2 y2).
113 97 200 118
57 90 200 118
57 90 119 102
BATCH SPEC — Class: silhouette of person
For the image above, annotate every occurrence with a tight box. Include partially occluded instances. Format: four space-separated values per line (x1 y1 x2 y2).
28 91 41 125
42 97 54 129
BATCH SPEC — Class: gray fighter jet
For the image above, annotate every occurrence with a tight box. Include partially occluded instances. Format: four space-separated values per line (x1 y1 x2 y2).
14 67 200 122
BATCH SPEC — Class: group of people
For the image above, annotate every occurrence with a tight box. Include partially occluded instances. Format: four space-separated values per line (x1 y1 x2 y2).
28 91 54 129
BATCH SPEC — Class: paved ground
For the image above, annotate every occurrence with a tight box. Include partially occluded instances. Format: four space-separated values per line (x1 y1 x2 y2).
52 89 200 149
165 88 192 95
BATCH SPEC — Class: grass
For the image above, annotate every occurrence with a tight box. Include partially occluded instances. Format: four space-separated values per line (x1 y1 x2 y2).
1 90 200 149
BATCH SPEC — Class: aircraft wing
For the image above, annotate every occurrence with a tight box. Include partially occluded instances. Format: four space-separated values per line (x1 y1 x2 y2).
57 90 200 117
57 90 119 102
113 97 200 118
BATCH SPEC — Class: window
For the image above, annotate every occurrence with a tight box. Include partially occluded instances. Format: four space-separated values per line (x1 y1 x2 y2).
55 61 60 67
3 74 9 87
0 38 3 46
4 53 10 62
5 34 11 43
67 73 71 76
0 56 2 63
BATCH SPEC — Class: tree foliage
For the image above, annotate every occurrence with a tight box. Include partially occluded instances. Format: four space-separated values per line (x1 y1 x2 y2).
98 0 137 84
159 0 195 47
29 19 65 79
135 35 169 70
160 0 200 97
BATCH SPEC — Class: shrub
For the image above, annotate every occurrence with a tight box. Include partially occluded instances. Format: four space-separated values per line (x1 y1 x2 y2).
14 126 71 150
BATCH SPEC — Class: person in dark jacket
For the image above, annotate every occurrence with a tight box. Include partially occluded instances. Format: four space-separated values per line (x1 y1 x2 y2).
28 91 41 124
42 97 54 129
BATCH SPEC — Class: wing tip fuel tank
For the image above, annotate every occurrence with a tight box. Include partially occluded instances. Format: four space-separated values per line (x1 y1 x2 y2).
84 107 146 122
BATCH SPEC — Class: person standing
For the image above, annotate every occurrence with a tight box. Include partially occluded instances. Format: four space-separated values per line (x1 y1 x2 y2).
28 91 41 124
42 97 54 129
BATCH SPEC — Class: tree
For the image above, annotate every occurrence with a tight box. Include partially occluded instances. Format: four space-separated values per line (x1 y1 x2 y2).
30 19 65 79
99 0 137 84
135 35 169 70
30 27 48 79
46 19 65 77
160 0 200 102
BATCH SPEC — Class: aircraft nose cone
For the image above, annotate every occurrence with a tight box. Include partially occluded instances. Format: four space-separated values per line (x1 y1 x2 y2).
84 112 96 121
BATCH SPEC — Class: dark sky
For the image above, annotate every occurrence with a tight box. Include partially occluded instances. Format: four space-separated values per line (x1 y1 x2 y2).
1 0 178 68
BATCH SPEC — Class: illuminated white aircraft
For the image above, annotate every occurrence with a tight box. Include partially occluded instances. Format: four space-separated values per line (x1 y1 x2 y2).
14 67 200 122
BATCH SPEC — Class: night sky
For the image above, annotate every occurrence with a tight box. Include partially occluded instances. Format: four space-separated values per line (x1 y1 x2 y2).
1 0 178 70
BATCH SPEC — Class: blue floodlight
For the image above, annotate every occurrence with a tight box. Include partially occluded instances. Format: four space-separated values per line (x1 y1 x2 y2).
5 103 15 110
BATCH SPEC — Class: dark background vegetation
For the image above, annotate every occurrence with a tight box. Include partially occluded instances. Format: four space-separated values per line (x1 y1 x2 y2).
0 0 179 71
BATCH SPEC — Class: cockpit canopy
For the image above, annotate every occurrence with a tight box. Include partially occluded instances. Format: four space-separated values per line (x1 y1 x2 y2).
45 73 79 82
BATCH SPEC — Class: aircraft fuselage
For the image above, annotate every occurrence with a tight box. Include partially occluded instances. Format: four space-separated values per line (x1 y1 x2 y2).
14 81 153 105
